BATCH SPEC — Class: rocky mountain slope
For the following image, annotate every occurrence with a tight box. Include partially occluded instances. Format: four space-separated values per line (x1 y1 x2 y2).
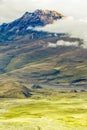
0 9 64 44
0 10 86 98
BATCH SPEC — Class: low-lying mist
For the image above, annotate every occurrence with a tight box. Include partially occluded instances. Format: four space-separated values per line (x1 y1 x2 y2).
48 40 79 48
35 17 87 48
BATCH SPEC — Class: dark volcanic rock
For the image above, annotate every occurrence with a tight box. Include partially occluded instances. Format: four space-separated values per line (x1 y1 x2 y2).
0 9 64 44
0 9 83 46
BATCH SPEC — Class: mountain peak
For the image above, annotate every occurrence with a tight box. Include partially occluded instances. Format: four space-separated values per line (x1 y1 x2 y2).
0 9 65 43
20 9 64 27
34 9 64 17
0 9 64 29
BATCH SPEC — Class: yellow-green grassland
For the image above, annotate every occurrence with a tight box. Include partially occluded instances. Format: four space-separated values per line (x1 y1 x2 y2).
0 88 87 130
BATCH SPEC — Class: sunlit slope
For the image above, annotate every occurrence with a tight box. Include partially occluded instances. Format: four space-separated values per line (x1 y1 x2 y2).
0 81 32 98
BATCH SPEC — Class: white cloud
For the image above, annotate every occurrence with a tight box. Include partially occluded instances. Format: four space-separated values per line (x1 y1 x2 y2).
48 40 79 48
79 18 87 23
35 17 87 48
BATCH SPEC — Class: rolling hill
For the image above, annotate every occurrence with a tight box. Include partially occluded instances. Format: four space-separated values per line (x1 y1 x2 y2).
0 81 32 98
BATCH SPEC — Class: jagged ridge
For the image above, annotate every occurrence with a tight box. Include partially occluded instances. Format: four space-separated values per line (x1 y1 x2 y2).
0 9 65 43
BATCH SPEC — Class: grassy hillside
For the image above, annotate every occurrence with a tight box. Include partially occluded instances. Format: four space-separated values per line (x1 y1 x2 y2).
0 81 32 98
0 36 86 87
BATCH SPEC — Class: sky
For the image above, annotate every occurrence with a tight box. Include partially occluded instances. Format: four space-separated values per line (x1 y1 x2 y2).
0 0 87 24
